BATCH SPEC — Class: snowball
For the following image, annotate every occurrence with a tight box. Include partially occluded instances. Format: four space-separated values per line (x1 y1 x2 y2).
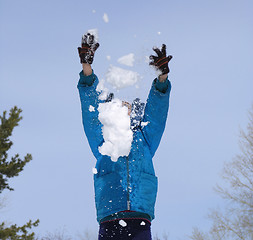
117 53 135 67
92 168 98 174
140 221 146 226
119 220 127 227
103 13 109 23
89 105 95 112
106 65 141 90
98 98 133 162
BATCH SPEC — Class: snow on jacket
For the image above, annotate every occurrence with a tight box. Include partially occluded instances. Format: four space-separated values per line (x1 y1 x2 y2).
77 70 171 223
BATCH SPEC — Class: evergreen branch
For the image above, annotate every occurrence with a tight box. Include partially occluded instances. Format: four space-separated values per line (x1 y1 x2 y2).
0 107 33 193
0 220 39 240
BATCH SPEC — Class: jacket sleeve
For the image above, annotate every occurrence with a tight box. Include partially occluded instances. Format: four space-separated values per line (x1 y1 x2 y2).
141 77 171 157
77 70 103 158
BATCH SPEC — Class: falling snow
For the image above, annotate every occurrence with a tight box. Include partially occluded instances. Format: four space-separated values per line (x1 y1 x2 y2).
89 105 95 112
117 53 135 67
98 99 133 162
106 65 140 90
92 168 98 174
119 219 127 227
103 13 109 23
141 121 149 127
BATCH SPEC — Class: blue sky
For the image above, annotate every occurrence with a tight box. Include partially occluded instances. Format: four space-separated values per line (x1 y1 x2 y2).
0 0 253 239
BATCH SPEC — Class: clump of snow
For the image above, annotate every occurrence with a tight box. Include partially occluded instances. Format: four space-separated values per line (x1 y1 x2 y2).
119 220 127 227
106 65 140 90
148 51 163 75
89 105 95 112
141 121 149 127
92 168 98 174
96 79 109 101
157 31 161 35
117 53 135 67
106 55 111 61
103 13 109 23
140 221 146 226
155 68 163 76
85 29 99 43
98 99 133 162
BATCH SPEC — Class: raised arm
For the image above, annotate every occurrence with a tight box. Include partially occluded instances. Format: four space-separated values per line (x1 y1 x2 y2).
82 63 92 76
141 44 173 157
77 32 103 158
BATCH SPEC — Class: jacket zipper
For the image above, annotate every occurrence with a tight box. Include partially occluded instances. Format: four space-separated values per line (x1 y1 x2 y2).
126 156 131 210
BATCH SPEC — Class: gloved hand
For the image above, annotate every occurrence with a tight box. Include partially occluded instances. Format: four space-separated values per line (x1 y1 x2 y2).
149 44 172 75
78 33 99 64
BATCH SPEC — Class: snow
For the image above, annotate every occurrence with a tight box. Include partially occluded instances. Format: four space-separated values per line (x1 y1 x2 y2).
141 121 149 127
156 68 163 76
149 58 163 75
140 221 146 225
117 53 135 67
86 29 99 43
92 168 98 174
106 65 140 89
103 13 109 23
106 55 111 61
98 99 133 162
89 105 95 112
94 52 144 162
157 31 161 35
96 79 109 101
119 220 127 227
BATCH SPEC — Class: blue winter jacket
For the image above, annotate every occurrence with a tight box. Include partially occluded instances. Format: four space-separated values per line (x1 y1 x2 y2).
78 71 171 223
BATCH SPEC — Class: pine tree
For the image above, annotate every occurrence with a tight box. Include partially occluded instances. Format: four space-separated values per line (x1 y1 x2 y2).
0 106 32 193
0 220 39 240
0 106 39 240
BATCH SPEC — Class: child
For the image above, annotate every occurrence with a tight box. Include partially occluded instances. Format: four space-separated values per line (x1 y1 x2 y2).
77 32 172 239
